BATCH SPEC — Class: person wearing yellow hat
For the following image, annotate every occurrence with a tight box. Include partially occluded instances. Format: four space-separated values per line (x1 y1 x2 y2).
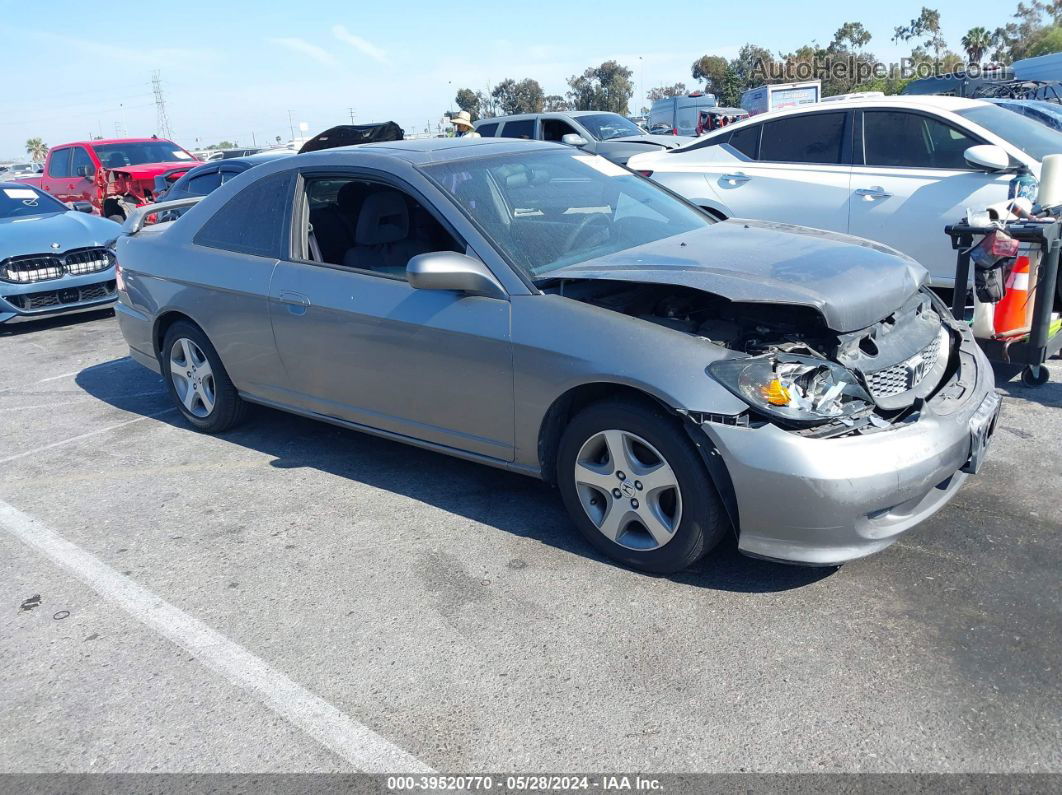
450 110 481 138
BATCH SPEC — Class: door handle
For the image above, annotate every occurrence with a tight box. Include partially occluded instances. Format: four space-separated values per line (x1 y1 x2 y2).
720 172 750 185
278 290 310 306
277 290 310 315
855 186 892 200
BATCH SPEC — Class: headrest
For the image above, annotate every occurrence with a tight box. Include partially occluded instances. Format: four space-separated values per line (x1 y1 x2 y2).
355 190 409 245
337 181 364 211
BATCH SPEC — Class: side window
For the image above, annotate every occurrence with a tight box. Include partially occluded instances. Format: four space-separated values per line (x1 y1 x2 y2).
70 147 95 177
300 176 463 279
501 119 535 139
187 169 223 195
47 148 72 178
542 119 578 142
728 125 761 159
760 112 847 164
476 122 499 137
863 111 980 169
219 168 241 184
194 171 293 257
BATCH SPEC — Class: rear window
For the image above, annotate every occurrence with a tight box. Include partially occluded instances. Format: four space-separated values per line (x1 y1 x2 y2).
476 122 499 137
501 119 535 139
760 112 847 164
194 171 293 257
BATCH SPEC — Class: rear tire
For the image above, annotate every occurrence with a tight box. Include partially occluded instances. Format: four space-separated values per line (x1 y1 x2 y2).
161 321 246 433
556 399 727 574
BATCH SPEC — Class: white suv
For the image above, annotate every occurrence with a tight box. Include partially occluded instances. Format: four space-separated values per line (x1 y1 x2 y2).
628 96 1061 287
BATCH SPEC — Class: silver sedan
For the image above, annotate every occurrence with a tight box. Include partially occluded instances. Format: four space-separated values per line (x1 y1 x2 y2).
114 139 999 573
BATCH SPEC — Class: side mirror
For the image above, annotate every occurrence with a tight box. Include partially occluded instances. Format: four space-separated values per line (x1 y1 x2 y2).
561 133 589 147
964 144 1011 172
71 201 94 214
407 252 507 299
75 165 95 178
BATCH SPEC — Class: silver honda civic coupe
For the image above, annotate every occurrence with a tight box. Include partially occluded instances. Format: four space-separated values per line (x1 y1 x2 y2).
114 138 999 574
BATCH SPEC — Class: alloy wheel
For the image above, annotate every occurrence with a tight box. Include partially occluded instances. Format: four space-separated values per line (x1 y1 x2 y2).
573 429 683 551
169 337 216 418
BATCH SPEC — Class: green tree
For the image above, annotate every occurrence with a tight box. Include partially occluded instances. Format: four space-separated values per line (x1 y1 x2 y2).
830 21 872 51
893 7 947 66
691 54 728 95
491 78 546 115
455 88 480 121
543 94 568 111
961 27 994 65
566 60 634 114
646 82 687 102
25 137 48 162
1029 25 1062 55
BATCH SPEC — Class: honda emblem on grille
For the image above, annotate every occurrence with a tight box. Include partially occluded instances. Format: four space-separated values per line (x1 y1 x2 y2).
904 352 927 387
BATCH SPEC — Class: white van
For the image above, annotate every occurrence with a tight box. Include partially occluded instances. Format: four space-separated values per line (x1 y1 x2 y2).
648 92 717 136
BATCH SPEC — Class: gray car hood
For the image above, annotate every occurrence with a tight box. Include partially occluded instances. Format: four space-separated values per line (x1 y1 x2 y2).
546 219 928 332
0 211 122 258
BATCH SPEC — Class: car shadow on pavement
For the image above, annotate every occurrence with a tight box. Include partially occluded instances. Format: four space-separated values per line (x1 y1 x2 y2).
0 307 115 337
75 357 833 593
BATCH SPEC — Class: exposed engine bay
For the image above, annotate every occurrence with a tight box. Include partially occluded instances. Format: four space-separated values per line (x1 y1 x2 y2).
548 279 959 435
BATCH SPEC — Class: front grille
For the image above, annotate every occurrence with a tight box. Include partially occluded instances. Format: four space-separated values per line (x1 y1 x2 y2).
1 255 63 283
865 331 944 398
0 247 113 284
3 280 116 312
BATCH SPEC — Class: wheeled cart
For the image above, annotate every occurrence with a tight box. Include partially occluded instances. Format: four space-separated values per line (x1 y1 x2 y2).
945 220 1062 386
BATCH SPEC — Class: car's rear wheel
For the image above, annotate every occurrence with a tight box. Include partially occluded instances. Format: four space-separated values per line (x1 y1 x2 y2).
162 321 245 432
556 400 727 574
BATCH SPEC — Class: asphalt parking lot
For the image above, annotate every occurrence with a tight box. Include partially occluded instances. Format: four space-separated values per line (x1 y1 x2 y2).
1 309 1060 774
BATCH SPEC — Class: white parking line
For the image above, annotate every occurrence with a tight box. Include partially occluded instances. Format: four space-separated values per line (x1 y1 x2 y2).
0 410 176 466
0 498 433 773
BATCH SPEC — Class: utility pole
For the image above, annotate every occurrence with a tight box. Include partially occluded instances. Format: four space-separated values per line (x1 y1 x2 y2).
287 110 295 142
348 107 356 124
152 70 173 139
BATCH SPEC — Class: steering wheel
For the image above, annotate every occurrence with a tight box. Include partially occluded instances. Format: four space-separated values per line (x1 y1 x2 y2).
562 213 611 253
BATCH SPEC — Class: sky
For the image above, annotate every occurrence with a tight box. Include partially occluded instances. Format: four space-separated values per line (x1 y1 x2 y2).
0 0 1018 158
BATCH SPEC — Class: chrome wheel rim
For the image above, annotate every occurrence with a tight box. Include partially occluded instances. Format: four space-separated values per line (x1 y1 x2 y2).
169 338 215 418
573 429 682 551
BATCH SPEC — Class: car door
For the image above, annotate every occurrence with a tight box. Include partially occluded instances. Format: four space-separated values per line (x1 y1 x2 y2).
267 171 515 461
43 147 72 200
699 110 854 231
67 146 96 205
848 109 1010 286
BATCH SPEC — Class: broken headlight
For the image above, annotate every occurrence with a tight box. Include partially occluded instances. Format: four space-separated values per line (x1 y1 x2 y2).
707 354 873 427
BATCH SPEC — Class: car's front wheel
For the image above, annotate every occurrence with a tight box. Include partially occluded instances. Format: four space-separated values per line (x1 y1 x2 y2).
162 321 245 433
556 400 728 574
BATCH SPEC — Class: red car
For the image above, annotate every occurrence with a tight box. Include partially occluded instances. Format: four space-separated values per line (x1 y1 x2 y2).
23 138 200 220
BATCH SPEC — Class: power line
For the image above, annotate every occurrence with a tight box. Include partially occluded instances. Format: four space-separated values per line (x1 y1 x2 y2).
152 70 173 140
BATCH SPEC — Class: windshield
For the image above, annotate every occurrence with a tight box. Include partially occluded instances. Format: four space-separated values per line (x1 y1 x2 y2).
92 140 196 168
0 185 68 219
577 113 645 141
955 104 1062 161
423 150 711 278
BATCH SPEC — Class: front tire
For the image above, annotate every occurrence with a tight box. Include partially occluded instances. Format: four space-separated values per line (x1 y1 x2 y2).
556 400 727 574
161 321 245 432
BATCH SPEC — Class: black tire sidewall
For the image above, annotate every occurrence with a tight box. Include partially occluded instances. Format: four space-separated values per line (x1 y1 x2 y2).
556 400 726 574
161 321 242 432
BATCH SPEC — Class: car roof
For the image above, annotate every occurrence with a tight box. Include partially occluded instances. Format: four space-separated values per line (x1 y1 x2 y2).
55 137 181 148
477 110 626 124
335 137 563 163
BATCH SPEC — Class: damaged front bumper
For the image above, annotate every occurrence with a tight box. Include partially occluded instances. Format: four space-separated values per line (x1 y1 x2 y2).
700 324 998 566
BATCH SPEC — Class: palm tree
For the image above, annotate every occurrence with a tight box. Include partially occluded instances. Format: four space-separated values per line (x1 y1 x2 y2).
25 137 48 162
962 27 994 67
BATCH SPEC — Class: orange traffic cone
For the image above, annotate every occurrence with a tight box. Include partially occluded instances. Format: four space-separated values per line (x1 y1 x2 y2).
994 255 1032 336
